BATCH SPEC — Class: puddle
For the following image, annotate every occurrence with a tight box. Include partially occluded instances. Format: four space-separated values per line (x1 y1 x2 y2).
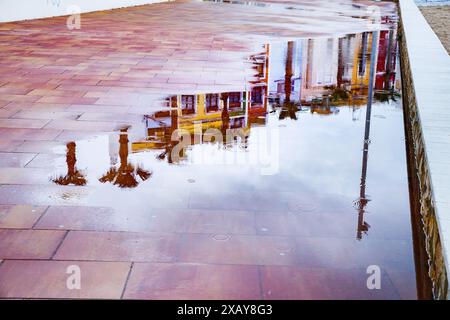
52 29 403 195
0 0 422 299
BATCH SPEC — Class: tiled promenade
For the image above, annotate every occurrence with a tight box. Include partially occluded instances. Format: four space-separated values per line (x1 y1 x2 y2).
0 0 413 299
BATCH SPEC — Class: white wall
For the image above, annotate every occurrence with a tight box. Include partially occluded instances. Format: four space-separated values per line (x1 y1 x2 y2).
0 0 167 22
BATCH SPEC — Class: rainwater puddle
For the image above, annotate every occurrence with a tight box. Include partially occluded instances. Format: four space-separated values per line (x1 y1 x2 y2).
32 1 420 299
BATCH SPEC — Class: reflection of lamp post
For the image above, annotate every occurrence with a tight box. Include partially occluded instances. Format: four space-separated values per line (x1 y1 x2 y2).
355 31 379 240
337 37 344 88
279 41 300 120
53 142 87 186
99 129 152 188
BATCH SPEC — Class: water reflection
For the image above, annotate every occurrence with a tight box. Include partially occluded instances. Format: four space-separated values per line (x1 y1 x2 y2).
54 28 400 194
99 128 152 188
53 142 87 186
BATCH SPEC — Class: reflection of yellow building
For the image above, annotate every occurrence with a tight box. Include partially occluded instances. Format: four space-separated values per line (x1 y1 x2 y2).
296 32 381 107
350 32 373 96
131 45 270 158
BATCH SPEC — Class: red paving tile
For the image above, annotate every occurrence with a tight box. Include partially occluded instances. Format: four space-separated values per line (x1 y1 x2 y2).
54 231 179 262
44 119 124 132
0 205 47 228
37 96 98 105
123 263 260 299
53 130 101 142
0 184 92 206
0 140 24 152
0 260 130 299
260 266 401 300
180 209 256 235
3 102 71 112
0 229 66 259
293 237 415 272
36 206 256 234
0 118 50 129
0 167 54 185
178 234 297 266
384 270 418 300
11 110 82 120
35 206 122 231
0 128 62 141
14 140 66 154
256 209 413 241
0 108 18 118
0 152 36 167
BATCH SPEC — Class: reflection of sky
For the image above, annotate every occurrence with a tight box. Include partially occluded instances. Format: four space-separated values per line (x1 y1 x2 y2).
50 98 410 224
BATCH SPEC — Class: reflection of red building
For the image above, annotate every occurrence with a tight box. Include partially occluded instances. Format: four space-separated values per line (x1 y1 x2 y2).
375 29 397 91
248 44 269 118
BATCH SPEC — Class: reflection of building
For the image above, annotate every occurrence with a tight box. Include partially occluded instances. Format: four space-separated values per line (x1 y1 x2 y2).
301 38 339 100
268 23 398 108
131 45 270 162
127 27 400 163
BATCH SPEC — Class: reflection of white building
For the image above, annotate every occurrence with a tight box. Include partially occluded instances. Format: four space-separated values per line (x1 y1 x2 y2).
267 32 393 106
301 38 339 100
268 41 302 103
268 38 343 103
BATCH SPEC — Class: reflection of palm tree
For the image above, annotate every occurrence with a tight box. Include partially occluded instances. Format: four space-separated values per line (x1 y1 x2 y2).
221 93 230 144
99 129 152 188
157 107 179 163
278 101 300 120
284 41 294 104
337 37 344 88
53 142 87 186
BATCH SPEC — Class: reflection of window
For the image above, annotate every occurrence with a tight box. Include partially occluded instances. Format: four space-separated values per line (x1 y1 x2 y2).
230 117 244 129
229 92 241 109
358 33 368 77
181 95 195 115
205 94 219 113
251 87 264 104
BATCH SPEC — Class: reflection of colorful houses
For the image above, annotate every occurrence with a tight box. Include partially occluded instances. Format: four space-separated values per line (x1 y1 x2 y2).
131 45 270 161
268 25 398 108
301 38 339 100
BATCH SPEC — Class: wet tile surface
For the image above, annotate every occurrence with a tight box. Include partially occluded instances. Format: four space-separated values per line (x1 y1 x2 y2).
54 231 179 262
123 263 260 299
261 266 400 299
0 260 130 299
0 205 47 228
0 0 420 299
0 229 66 259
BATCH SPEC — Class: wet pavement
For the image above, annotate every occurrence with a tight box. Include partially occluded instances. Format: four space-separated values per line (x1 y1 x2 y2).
0 0 418 299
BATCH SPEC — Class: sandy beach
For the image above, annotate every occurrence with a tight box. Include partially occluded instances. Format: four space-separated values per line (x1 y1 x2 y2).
420 5 450 54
